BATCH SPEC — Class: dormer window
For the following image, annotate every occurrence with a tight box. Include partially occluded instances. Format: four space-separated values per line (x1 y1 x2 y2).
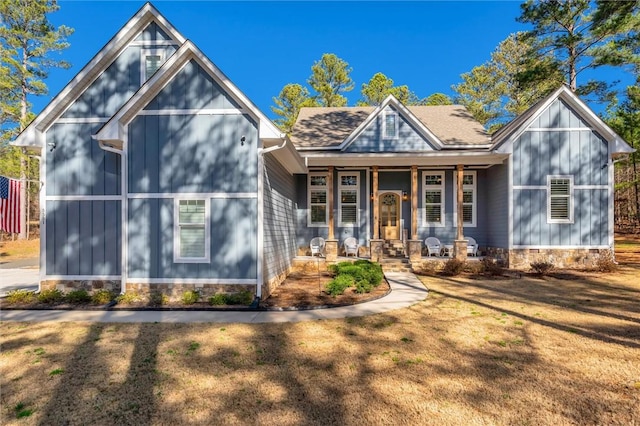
382 111 398 139
141 49 164 82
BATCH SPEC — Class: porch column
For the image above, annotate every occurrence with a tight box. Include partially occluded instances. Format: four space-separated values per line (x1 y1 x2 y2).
370 166 383 262
326 166 338 261
454 164 468 261
409 165 422 264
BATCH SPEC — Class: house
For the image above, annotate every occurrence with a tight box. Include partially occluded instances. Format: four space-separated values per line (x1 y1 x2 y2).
12 3 634 300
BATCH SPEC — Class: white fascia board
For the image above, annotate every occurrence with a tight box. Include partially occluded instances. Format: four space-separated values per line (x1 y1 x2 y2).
12 3 185 148
338 95 445 151
303 152 508 167
97 40 284 147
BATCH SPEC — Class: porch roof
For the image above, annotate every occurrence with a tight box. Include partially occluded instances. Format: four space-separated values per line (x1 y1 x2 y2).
302 151 508 167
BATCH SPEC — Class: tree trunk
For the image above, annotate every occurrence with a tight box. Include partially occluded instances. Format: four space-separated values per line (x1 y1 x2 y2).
18 44 28 240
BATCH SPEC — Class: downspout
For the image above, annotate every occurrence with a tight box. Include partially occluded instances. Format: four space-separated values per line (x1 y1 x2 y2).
96 139 127 294
256 136 289 303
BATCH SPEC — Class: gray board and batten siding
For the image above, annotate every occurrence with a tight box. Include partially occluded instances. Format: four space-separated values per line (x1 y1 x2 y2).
511 98 610 247
345 106 439 152
44 23 175 277
263 153 298 282
127 58 259 281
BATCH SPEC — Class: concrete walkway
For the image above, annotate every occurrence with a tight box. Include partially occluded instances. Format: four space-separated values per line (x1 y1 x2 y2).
0 268 39 297
0 272 428 324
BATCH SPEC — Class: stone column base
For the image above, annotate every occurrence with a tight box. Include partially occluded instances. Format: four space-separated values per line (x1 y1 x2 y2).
454 239 468 261
408 239 423 263
325 239 338 262
370 239 384 263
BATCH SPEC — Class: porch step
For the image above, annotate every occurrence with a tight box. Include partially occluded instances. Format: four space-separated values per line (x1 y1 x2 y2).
382 239 407 258
380 257 412 273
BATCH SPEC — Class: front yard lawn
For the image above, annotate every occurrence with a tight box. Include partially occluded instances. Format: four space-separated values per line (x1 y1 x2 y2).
1 264 638 425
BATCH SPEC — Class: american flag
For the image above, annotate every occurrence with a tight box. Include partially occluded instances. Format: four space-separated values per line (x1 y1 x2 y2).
0 176 21 234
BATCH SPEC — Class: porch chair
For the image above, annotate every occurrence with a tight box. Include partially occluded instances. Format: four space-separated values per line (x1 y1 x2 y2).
310 237 325 257
466 237 478 256
343 237 359 257
425 237 442 257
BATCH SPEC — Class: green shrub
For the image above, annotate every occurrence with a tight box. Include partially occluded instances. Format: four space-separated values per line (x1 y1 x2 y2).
441 258 465 276
37 289 64 304
149 291 169 306
91 289 116 305
207 291 254 306
530 261 554 276
208 293 226 306
326 274 353 296
116 291 144 305
5 289 36 304
226 290 253 305
65 289 91 304
181 290 200 305
354 279 373 294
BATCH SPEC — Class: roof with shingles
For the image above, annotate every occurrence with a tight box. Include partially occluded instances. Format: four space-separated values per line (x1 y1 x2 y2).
290 104 490 149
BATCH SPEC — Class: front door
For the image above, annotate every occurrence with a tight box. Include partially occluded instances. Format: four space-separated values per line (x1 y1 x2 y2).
380 192 400 240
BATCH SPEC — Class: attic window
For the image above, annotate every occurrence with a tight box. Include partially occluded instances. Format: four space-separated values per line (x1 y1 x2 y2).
382 112 398 139
141 49 164 82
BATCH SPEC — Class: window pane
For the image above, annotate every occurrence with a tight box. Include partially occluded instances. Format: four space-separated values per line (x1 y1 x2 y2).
463 190 473 204
384 114 397 138
550 179 570 195
425 205 441 222
340 175 357 186
179 200 205 224
462 174 474 185
463 205 473 223
180 227 205 258
550 198 569 219
341 205 357 224
310 176 327 186
310 190 326 204
341 190 357 204
425 175 442 186
425 190 441 204
145 55 162 78
311 205 326 223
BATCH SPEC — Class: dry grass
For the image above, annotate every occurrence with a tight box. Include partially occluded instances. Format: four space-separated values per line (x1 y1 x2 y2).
0 238 39 261
2 266 639 425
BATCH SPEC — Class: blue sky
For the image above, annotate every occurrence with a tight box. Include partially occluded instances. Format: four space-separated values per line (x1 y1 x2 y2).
37 1 631 120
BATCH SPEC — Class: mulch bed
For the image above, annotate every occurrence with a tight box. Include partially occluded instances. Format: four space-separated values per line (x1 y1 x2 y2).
260 272 390 309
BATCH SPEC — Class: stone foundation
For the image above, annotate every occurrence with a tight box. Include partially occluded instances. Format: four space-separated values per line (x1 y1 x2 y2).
126 283 255 302
42 280 121 294
507 248 612 270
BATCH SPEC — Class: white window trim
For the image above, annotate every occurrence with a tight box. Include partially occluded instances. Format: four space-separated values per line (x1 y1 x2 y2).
547 175 574 224
453 170 477 228
141 49 165 83
338 172 359 227
422 171 445 227
308 172 329 227
382 111 399 139
173 198 210 263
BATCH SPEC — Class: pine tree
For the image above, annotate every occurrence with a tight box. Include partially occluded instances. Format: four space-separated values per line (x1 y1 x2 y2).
307 53 354 107
0 0 73 238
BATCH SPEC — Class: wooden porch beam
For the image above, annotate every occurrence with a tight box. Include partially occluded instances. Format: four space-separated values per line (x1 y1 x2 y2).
411 165 418 240
456 164 464 241
373 166 379 240
328 166 334 240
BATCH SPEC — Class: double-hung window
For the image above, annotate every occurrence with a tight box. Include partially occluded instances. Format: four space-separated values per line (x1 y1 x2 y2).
382 111 398 139
547 176 573 223
423 171 445 226
174 199 210 263
338 173 359 226
308 173 328 226
454 171 477 227
141 49 164 82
